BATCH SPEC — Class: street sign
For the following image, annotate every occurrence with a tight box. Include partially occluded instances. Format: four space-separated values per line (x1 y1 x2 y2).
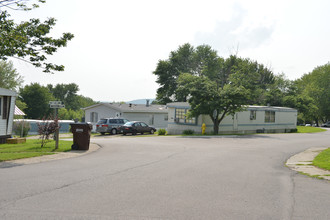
50 104 65 108
49 101 63 105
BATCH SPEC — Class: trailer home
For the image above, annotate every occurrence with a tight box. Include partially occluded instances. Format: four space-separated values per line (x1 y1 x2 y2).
167 102 297 135
0 88 17 144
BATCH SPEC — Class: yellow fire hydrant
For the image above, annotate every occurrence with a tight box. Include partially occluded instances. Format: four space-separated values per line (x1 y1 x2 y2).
201 123 206 135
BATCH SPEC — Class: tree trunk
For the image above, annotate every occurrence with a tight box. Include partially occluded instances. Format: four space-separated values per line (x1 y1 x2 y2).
211 111 227 135
212 117 220 135
213 121 219 135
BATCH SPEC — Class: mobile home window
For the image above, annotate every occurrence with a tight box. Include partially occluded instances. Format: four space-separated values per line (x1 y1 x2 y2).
175 108 185 123
250 110 256 120
175 108 196 124
265 111 275 123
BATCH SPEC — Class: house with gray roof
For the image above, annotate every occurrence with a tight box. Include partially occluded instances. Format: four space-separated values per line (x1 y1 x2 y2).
167 102 297 135
83 101 168 131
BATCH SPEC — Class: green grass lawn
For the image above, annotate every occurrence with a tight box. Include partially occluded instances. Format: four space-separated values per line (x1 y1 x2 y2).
313 148 330 171
0 139 72 162
296 126 326 133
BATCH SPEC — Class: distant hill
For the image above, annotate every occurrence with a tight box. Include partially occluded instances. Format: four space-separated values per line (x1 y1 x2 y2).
126 99 155 105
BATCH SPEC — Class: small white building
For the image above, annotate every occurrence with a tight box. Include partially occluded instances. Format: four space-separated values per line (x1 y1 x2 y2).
167 102 297 135
83 102 168 131
0 88 17 144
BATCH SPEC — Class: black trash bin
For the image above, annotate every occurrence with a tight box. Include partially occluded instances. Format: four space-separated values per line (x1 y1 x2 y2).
70 123 93 150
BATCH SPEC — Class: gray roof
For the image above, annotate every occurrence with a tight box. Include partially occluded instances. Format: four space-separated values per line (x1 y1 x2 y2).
0 88 17 96
83 102 168 113
167 102 297 112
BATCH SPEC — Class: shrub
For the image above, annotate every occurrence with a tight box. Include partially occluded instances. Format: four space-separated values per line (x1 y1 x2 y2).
13 121 31 137
37 116 60 148
157 128 167 135
182 129 194 135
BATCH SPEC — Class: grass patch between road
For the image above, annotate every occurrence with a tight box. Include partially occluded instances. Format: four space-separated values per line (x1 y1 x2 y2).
313 148 330 171
0 139 72 162
296 126 326 133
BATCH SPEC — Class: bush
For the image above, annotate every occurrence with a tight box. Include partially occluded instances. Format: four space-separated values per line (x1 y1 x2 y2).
157 128 167 135
13 121 31 137
37 116 60 148
182 129 194 135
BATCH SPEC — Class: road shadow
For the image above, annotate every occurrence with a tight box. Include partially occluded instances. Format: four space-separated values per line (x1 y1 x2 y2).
0 161 24 169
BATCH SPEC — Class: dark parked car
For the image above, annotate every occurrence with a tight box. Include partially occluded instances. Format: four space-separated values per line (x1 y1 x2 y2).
321 121 330 127
122 121 156 135
96 118 129 135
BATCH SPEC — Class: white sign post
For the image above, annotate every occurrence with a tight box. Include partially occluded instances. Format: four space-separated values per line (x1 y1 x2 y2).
49 101 65 149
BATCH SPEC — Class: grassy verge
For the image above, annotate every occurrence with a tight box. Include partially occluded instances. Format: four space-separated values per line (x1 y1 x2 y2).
313 148 330 171
0 139 72 162
296 126 326 133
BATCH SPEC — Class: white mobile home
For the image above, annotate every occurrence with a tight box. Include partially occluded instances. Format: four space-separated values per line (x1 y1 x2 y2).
0 88 17 144
83 102 168 131
167 102 297 135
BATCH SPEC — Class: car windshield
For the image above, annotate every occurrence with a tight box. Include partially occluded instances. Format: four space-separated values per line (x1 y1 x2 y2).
124 122 134 126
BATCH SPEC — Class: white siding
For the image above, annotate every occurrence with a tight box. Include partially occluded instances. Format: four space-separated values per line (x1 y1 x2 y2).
167 105 297 135
85 105 120 122
85 105 121 131
7 96 16 135
0 95 16 136
0 96 5 135
123 112 168 129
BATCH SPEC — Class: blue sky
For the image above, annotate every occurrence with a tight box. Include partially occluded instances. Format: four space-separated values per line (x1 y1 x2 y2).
9 0 330 102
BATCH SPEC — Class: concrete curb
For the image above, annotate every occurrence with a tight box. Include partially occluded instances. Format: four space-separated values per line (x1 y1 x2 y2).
286 147 330 181
0 143 100 168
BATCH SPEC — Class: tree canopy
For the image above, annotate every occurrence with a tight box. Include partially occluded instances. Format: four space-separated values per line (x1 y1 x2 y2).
295 63 330 124
154 43 277 134
0 60 23 90
19 82 54 119
153 43 222 104
18 82 97 120
0 0 74 73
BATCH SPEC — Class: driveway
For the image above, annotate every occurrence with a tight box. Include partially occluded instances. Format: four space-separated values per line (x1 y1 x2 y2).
0 130 329 219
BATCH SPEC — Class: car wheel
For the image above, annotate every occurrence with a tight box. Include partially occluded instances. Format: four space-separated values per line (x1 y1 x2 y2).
111 128 117 135
101 132 105 135
150 129 154 134
140 132 143 135
133 130 137 135
123 133 126 135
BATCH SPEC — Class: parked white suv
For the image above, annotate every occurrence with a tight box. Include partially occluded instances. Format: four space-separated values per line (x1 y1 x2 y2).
96 118 129 135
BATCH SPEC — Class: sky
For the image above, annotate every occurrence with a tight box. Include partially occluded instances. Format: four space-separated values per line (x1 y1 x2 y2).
8 0 330 102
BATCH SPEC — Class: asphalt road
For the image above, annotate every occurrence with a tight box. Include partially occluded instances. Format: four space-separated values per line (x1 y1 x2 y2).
1 130 330 219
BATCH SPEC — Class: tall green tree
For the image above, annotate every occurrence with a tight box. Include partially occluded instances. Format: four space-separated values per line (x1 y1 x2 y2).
155 44 276 134
153 43 222 104
0 0 74 73
178 73 247 134
47 83 79 110
296 63 330 124
0 60 23 90
19 83 54 119
47 83 96 112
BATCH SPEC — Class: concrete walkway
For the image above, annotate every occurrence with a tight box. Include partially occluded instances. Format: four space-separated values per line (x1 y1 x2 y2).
286 147 330 181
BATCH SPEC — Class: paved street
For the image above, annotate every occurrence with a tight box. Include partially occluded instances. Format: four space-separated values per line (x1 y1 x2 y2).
1 130 330 219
